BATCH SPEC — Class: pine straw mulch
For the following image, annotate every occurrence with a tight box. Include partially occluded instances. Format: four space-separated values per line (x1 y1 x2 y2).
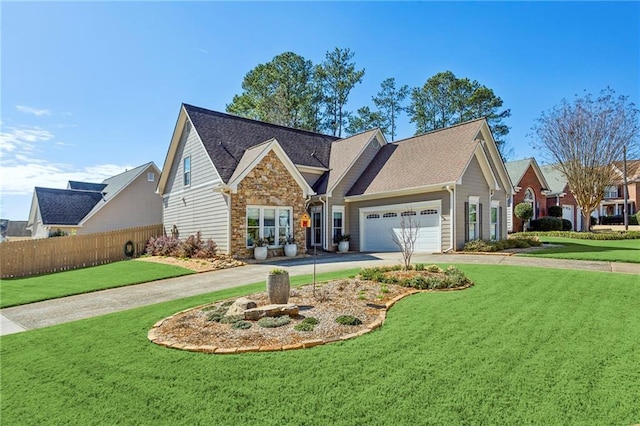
149 270 472 354
134 254 245 273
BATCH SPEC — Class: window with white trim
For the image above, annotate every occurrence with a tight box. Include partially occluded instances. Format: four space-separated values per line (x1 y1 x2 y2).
183 156 191 187
468 196 479 241
246 206 292 247
147 172 155 182
332 206 345 244
604 186 618 199
366 214 380 219
490 201 499 241
421 209 438 215
401 211 417 216
383 212 397 218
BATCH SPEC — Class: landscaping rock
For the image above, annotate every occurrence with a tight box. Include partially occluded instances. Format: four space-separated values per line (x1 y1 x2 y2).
244 304 299 321
225 297 257 316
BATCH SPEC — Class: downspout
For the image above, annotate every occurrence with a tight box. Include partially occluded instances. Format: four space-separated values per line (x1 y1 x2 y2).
445 185 454 252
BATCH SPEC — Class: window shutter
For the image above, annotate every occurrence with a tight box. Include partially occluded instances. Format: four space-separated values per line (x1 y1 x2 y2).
464 201 469 242
499 206 503 240
479 203 483 240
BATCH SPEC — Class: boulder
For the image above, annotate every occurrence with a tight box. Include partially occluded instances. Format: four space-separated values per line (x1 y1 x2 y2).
244 304 299 321
225 297 257 316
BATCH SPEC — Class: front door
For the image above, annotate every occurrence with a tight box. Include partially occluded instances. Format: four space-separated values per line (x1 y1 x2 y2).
311 205 322 248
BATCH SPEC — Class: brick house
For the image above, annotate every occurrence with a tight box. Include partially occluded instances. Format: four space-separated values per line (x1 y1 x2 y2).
597 159 640 220
539 164 582 231
157 104 513 258
505 158 550 232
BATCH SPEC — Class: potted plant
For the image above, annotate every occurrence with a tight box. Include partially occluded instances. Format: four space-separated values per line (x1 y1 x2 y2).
253 237 269 261
334 233 350 253
266 268 290 304
284 234 297 257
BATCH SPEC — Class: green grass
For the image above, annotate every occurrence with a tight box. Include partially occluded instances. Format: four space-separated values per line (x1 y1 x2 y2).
519 236 640 263
0 260 194 308
1 265 639 425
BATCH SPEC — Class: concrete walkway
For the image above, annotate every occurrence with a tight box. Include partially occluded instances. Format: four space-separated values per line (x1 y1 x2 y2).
1 252 638 336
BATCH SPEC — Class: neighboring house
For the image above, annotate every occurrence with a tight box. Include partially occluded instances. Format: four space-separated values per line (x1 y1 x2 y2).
0 220 32 241
539 164 582 231
157 104 513 258
597 159 640 219
504 157 550 232
27 162 162 238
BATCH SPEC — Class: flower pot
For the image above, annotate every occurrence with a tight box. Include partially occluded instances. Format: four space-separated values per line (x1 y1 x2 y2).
338 241 349 253
254 246 268 261
266 271 290 304
284 243 297 257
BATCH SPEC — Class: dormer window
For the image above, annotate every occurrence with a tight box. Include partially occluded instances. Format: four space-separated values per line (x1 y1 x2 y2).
183 156 191 187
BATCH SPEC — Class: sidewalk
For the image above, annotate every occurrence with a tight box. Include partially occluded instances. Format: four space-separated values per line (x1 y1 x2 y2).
2 252 638 336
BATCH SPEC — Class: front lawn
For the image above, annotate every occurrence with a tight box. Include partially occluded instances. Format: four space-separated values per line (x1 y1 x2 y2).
1 265 638 425
0 261 194 308
520 236 640 263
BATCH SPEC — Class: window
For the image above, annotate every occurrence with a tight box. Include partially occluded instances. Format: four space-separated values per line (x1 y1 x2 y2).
468 196 479 241
183 156 191 187
524 188 535 218
383 212 397 218
401 211 417 216
490 202 499 241
421 209 438 215
332 206 345 244
246 206 292 247
366 214 380 219
604 186 618 199
147 172 155 182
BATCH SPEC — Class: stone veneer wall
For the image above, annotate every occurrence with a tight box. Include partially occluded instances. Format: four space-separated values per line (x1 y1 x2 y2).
230 150 308 258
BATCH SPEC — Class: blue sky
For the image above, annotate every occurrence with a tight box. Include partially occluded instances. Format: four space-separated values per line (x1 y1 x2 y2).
1 1 638 220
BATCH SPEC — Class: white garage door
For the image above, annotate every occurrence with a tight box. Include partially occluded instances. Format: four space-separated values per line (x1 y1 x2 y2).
361 202 441 253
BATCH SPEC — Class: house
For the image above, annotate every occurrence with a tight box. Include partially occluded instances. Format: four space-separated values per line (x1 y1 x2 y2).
157 104 513 258
539 164 582 231
0 220 32 241
27 162 162 238
597 159 640 220
504 157 550 232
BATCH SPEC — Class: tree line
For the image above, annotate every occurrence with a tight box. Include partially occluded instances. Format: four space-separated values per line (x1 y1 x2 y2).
226 48 511 155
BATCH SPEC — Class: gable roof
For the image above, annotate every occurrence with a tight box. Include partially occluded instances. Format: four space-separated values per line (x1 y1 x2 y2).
29 162 159 228
181 104 338 183
35 187 104 226
540 164 569 196
325 129 385 196
612 159 640 182
226 138 315 196
346 119 491 197
504 157 550 191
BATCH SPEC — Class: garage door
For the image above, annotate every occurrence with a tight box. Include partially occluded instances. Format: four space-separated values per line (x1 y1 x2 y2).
361 203 441 253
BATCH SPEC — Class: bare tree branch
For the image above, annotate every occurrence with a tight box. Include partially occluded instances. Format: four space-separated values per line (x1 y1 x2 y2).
391 212 419 271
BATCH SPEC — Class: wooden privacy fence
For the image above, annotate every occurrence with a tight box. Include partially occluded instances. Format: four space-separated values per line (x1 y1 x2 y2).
0 224 164 279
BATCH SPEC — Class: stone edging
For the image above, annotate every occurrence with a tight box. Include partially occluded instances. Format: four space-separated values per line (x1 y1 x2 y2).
147 283 473 354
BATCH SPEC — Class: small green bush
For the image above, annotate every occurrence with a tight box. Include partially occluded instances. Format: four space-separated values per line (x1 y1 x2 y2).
510 231 640 240
301 317 319 325
359 265 473 290
561 219 573 231
529 217 563 232
219 315 243 324
294 322 315 331
335 315 362 326
232 321 252 330
547 205 563 217
426 264 444 273
258 315 291 328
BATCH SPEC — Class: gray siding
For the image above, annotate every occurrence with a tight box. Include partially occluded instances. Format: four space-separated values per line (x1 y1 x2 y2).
81 166 163 234
326 140 382 250
162 122 229 250
348 191 451 252
456 155 491 249
300 171 323 187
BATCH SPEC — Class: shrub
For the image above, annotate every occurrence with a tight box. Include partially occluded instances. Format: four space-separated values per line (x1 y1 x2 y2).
294 322 315 331
258 315 291 328
359 265 473 290
219 315 243 324
232 321 252 330
48 228 68 238
514 203 533 227
600 215 639 226
146 232 217 258
426 265 443 273
335 315 362 326
529 217 563 232
301 317 319 325
510 231 640 240
547 205 563 217
463 239 498 252
561 219 573 231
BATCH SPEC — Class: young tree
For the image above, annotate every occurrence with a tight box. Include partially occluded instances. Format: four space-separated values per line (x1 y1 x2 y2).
514 203 533 232
533 88 639 231
391 214 420 271
372 78 409 141
407 71 511 157
226 52 319 131
316 48 365 137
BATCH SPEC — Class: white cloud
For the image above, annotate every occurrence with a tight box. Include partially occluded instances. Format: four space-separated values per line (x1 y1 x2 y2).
197 48 208 54
0 161 135 195
16 105 51 116
0 127 55 153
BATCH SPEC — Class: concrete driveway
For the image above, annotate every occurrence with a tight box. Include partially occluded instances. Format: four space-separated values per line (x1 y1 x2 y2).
2 252 638 336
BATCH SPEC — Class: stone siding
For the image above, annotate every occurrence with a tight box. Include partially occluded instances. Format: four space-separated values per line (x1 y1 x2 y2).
230 151 307 258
